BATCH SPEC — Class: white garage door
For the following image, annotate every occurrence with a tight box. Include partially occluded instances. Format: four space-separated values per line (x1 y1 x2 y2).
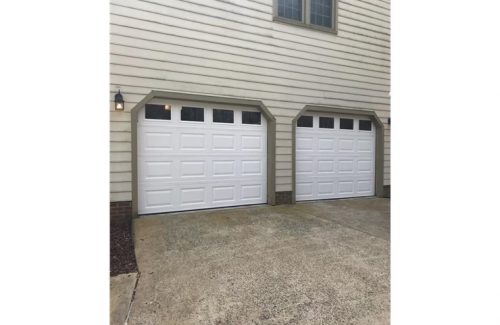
138 101 267 215
296 112 376 201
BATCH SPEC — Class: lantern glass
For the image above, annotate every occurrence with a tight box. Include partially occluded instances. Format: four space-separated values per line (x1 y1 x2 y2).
114 90 125 111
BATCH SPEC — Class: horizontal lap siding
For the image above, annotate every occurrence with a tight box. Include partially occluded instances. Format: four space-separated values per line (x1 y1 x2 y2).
110 0 390 200
111 105 134 201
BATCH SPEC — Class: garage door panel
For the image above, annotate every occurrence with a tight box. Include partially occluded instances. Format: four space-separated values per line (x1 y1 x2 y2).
143 161 173 180
357 160 373 173
318 181 336 195
338 181 355 195
296 113 375 201
296 160 314 174
241 184 263 201
138 104 267 214
142 132 173 151
212 185 236 203
357 139 374 152
241 135 262 150
212 134 235 150
296 182 314 197
357 180 374 194
318 138 335 151
241 160 262 176
140 182 267 214
297 137 314 151
338 159 355 173
180 133 205 150
180 161 206 178
144 189 173 208
212 160 235 176
318 160 335 173
338 139 355 152
180 187 206 206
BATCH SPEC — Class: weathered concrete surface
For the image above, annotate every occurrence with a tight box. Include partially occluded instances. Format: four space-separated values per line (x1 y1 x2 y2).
110 272 137 325
129 198 390 325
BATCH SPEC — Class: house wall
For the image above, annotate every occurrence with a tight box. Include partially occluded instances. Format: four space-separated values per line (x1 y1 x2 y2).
110 0 390 203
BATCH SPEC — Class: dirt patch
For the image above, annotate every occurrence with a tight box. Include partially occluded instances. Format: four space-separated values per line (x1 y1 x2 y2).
111 219 138 276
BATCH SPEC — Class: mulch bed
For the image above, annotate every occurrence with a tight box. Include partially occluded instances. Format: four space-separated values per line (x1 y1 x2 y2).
110 219 138 276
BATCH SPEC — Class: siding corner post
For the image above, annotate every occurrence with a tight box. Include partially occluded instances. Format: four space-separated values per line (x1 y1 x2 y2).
373 115 385 198
264 104 277 205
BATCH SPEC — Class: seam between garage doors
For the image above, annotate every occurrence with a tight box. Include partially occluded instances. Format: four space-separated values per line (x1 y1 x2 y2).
130 90 276 218
291 105 384 204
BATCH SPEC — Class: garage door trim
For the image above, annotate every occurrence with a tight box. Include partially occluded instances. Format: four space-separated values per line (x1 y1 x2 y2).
130 90 276 218
292 105 384 204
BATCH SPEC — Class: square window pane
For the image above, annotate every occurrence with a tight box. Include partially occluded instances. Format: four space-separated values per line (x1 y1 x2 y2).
297 115 313 127
319 117 334 129
340 118 353 130
145 104 171 120
242 111 261 125
181 106 204 122
213 109 234 123
310 0 332 28
277 0 302 21
359 119 372 131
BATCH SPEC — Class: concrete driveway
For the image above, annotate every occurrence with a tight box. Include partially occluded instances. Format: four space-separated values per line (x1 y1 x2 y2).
128 198 390 325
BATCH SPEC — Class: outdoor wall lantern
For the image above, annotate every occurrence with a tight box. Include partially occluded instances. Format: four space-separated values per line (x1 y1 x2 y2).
115 90 125 111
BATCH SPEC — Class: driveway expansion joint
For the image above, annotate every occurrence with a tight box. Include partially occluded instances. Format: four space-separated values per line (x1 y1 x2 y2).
124 272 140 325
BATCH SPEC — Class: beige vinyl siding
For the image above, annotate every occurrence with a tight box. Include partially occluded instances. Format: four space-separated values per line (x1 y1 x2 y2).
111 172 132 183
276 155 292 162
111 142 131 152
110 0 390 201
111 3 389 61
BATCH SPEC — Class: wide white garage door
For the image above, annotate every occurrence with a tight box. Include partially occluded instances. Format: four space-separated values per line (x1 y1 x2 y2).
138 101 267 215
296 112 376 201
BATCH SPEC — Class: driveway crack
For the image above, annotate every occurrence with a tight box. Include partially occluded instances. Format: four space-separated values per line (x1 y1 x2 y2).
124 272 141 325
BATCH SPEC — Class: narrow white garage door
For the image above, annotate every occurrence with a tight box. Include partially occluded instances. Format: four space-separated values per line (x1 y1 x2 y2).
296 112 376 201
138 101 267 214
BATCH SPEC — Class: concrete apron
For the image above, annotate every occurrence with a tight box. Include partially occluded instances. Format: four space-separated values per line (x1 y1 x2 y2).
128 197 390 324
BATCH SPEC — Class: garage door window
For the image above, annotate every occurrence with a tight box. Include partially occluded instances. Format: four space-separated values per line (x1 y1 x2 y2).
213 109 234 123
242 111 261 125
340 118 353 130
145 104 171 120
359 120 372 131
297 115 313 127
181 107 204 122
319 117 334 129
